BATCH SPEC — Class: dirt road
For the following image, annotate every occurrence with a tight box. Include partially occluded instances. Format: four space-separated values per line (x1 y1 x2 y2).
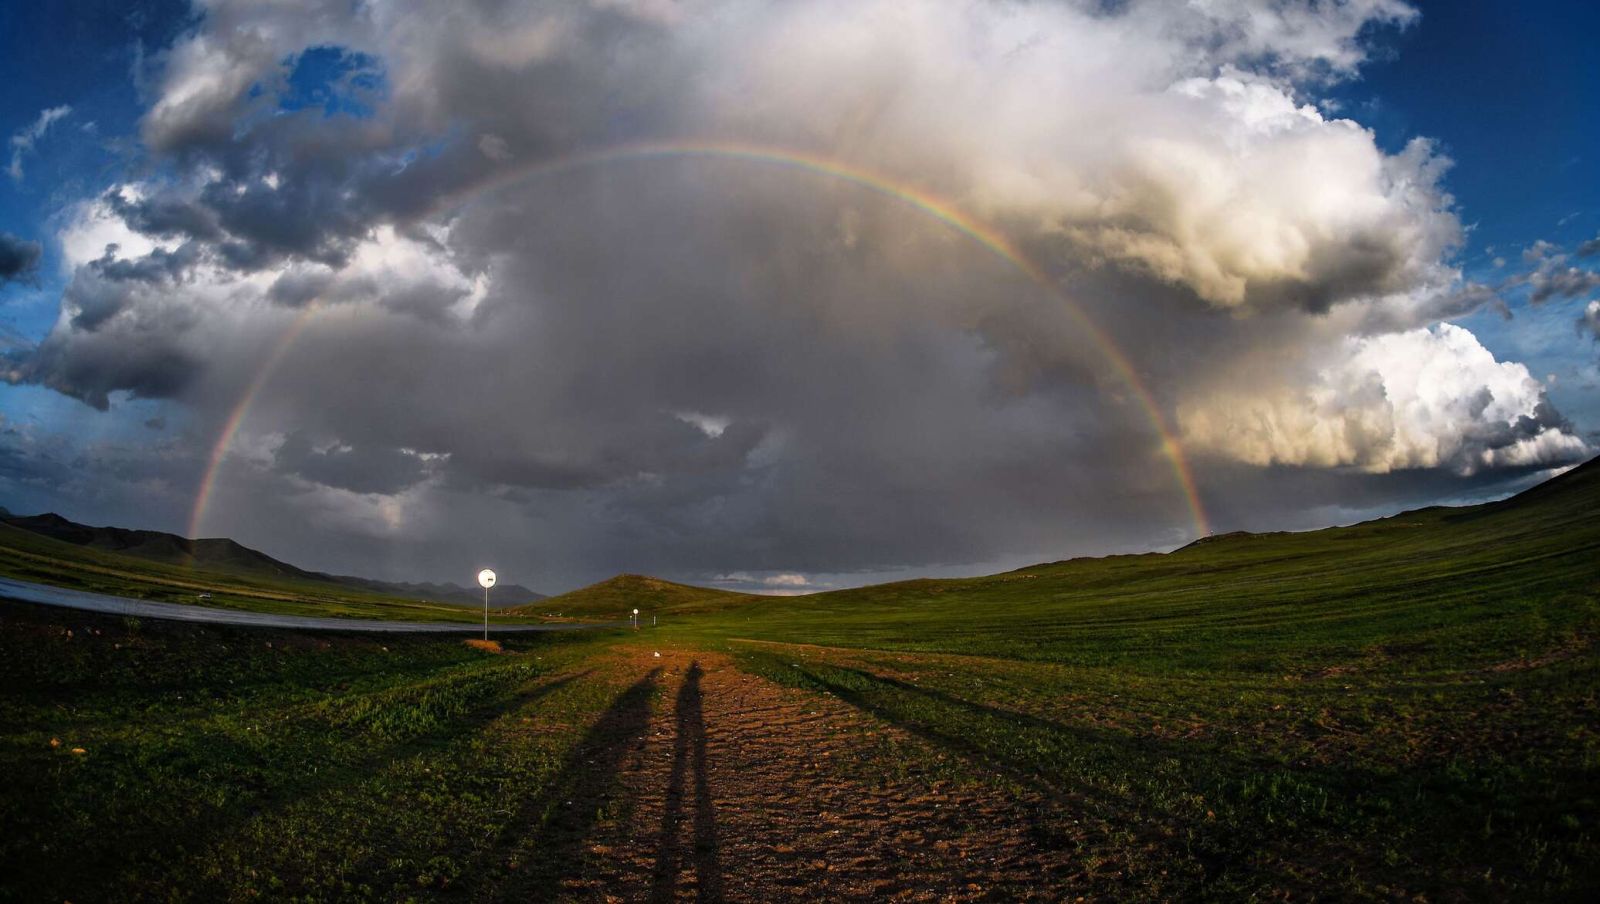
505 646 1078 902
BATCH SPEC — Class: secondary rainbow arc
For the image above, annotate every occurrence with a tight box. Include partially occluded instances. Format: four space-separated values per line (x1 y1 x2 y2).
189 141 1210 542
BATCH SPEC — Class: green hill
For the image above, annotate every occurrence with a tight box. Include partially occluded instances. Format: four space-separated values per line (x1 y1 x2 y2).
513 573 758 619
0 511 545 607
0 519 530 624
677 456 1600 671
1 512 329 579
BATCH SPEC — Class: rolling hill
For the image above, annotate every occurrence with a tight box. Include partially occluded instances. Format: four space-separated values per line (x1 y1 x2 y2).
0 510 545 607
509 457 1600 651
512 573 758 619
680 455 1600 668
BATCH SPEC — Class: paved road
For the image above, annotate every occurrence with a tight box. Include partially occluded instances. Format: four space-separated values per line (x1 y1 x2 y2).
0 576 604 634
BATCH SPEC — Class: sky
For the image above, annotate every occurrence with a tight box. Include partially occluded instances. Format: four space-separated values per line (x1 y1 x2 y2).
0 0 1596 595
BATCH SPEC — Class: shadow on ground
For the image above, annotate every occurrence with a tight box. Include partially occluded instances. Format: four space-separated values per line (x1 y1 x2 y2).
468 668 663 902
651 661 723 902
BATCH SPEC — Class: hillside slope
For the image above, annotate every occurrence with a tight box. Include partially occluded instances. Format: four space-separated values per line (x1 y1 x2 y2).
513 573 758 619
0 511 544 606
0 520 530 623
683 457 1600 669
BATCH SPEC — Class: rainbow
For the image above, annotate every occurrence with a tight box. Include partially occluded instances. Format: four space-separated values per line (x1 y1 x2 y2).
189 141 1209 541
188 303 321 541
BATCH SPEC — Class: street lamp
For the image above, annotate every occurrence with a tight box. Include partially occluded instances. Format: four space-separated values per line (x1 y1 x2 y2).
632 607 639 629
477 569 497 640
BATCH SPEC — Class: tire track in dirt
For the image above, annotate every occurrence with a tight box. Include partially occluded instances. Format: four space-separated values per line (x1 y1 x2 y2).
561 647 1082 902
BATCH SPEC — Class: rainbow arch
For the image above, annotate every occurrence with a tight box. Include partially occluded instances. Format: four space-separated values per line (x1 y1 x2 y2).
189 141 1210 541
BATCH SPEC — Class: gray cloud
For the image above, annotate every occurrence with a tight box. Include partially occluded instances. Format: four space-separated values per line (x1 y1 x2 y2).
0 232 42 287
1509 239 1600 306
4 0 1590 591
1530 264 1600 304
274 431 435 496
106 189 222 242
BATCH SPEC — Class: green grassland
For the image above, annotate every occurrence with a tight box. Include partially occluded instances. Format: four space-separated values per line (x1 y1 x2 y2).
662 459 1600 898
0 522 536 623
2 459 1598 899
686 458 1600 673
0 605 633 901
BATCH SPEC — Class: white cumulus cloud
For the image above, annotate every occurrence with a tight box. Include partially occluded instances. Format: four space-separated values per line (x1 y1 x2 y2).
1180 324 1587 474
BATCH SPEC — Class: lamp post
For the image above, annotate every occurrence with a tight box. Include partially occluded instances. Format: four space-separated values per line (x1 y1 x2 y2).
477 569 497 640
632 607 639 629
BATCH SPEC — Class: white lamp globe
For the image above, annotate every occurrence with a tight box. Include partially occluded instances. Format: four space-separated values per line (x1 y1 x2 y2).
477 569 497 589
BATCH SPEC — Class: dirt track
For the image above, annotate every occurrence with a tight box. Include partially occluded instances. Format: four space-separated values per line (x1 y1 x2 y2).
533 647 1078 902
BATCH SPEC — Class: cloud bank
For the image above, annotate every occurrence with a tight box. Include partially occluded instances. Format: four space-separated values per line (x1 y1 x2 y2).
1 0 1588 589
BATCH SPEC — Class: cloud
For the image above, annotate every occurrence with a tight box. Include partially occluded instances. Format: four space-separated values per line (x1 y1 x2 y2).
7 0 1590 590
0 232 42 287
714 4 1454 313
1179 324 1587 475
1581 300 1600 343
1530 263 1600 304
711 570 829 595
7 105 71 180
274 431 436 496
1506 239 1600 306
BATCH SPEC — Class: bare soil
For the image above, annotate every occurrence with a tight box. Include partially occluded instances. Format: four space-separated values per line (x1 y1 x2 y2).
544 646 1081 902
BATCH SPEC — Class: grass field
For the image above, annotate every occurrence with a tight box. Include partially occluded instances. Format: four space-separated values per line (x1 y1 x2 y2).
2 459 1597 900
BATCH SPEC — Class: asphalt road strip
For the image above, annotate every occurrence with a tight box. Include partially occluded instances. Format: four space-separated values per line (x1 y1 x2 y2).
0 577 606 634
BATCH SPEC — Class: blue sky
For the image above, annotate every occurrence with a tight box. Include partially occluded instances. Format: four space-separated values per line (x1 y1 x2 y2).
0 1 189 425
0 1 1595 590
1329 0 1600 430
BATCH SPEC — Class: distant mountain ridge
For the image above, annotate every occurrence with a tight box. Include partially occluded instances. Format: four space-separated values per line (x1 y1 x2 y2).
0 510 545 607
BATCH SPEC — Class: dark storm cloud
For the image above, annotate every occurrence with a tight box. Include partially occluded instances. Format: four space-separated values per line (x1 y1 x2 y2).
106 190 221 241
57 245 205 332
90 242 201 285
0 426 200 534
274 431 433 495
15 334 199 411
5 0 1589 589
0 232 42 287
267 266 334 307
7 242 211 408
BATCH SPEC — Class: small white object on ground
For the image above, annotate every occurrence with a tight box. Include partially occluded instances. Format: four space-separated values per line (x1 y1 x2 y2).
654 651 661 657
